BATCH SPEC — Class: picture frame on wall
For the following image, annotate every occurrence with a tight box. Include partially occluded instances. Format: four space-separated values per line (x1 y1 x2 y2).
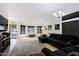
48 25 52 30
44 26 47 30
55 24 60 30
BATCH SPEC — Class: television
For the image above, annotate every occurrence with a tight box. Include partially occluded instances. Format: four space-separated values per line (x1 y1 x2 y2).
0 15 8 31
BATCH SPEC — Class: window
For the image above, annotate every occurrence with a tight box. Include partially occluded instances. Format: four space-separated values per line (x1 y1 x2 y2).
37 26 42 33
20 25 26 34
27 26 35 34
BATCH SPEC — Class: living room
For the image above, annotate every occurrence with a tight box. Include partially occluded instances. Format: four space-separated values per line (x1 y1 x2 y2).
0 3 79 56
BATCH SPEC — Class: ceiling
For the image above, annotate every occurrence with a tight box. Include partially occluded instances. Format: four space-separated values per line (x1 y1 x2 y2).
3 3 79 23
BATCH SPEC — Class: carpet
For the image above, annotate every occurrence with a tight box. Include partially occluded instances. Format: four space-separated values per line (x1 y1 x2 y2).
9 39 44 56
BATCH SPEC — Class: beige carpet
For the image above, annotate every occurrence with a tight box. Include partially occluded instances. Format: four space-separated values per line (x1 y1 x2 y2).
9 38 57 56
9 39 45 56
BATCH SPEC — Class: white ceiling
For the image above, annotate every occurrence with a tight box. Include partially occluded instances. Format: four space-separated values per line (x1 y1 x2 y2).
3 3 79 23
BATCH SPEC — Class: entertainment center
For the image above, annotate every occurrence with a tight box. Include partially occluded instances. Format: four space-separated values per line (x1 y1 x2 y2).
0 15 10 55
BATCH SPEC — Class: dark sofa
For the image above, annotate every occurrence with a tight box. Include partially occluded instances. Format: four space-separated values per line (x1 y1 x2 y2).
0 32 10 55
38 34 49 43
41 45 79 56
38 34 79 48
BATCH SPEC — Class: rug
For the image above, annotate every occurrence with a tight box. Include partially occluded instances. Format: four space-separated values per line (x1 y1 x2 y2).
9 39 44 56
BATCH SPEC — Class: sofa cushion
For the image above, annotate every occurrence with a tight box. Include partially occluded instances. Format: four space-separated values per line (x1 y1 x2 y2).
0 32 3 40
61 35 77 42
49 34 58 39
61 45 79 53
67 52 79 56
42 48 67 56
48 38 72 47
2 32 10 37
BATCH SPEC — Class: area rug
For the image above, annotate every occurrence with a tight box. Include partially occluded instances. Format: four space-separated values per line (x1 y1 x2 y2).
9 39 44 56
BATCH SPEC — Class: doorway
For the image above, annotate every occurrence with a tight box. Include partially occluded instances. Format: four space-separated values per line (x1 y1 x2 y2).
9 24 17 39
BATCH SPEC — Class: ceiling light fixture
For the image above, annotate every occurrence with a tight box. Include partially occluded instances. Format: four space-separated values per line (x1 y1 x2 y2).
53 11 65 18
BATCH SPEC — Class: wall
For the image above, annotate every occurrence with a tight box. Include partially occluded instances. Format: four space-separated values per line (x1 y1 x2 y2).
4 3 79 38
0 4 8 19
8 15 62 39
62 11 79 38
0 4 9 32
51 17 62 34
8 20 50 39
4 3 63 37
0 3 63 39
0 4 62 39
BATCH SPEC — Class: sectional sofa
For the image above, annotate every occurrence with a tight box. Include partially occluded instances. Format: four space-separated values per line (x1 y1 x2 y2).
41 45 79 56
38 34 79 48
0 32 10 55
